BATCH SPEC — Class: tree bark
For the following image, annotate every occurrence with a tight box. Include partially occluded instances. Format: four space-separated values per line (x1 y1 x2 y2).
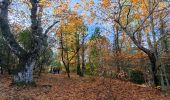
148 54 159 86
60 31 70 78
66 63 70 78
13 58 36 83
0 0 27 58
76 33 82 76
81 39 85 76
0 67 3 74
38 63 43 77
7 49 11 75
0 0 58 83
113 26 121 72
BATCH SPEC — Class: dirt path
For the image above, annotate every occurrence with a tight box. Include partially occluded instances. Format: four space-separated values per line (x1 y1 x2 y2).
0 74 170 100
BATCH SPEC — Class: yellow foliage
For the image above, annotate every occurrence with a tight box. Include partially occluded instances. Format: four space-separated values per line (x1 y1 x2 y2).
144 26 150 33
101 0 111 9
56 12 85 45
133 14 141 19
131 0 138 6
158 1 169 10
53 2 69 16
39 0 51 7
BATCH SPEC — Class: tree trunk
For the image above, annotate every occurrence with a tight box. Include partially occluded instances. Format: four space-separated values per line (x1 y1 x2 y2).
81 42 85 76
77 63 81 75
0 67 3 74
66 64 70 78
76 50 82 76
7 49 11 75
38 63 43 77
76 49 81 76
113 26 121 72
7 68 11 75
75 33 82 76
13 59 35 83
114 26 120 52
80 32 86 76
82 52 85 76
1 0 57 84
148 54 159 86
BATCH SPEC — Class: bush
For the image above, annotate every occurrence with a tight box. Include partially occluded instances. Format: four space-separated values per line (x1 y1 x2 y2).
130 70 145 84
85 63 97 75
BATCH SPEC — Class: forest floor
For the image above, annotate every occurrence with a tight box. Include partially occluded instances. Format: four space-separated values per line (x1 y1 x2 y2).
0 73 170 100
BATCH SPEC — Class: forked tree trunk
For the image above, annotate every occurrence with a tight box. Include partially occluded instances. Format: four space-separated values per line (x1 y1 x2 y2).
13 58 36 83
0 0 58 84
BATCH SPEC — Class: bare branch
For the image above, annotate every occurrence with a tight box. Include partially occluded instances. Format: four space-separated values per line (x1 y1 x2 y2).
126 5 131 27
133 3 159 34
44 21 60 35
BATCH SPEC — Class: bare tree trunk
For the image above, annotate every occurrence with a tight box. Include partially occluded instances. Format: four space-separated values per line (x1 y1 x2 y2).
81 42 85 76
38 63 43 77
114 26 120 52
0 0 58 83
13 57 36 83
0 57 4 75
7 49 11 75
66 46 70 78
76 33 82 76
60 31 70 78
113 26 121 72
66 63 70 78
0 67 3 74
148 54 159 86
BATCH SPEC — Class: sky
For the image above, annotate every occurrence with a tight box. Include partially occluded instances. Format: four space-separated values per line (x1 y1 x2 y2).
9 0 114 44
69 0 114 42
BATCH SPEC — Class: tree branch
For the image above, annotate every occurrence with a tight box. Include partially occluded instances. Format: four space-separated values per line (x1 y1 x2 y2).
44 21 59 35
133 3 158 34
114 19 153 55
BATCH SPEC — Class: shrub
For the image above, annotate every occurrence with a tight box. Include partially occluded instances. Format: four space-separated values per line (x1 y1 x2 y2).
85 63 97 75
130 70 145 84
